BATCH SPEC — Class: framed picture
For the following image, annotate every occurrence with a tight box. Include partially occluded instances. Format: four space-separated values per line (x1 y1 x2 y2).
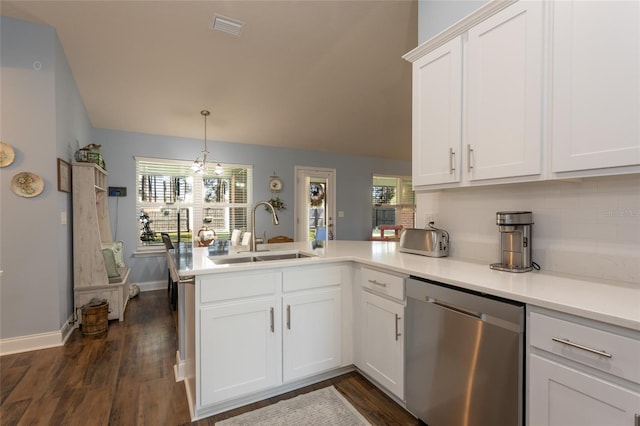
57 158 71 192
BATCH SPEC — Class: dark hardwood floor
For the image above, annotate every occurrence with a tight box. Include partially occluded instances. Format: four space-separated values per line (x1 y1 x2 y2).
1 290 419 425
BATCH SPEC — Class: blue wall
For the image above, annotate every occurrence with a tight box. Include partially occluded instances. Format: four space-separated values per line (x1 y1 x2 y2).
96 128 410 285
1 17 92 339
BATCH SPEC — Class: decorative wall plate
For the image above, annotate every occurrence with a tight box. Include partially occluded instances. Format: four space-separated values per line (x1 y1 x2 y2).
11 172 44 198
0 142 15 167
269 176 283 192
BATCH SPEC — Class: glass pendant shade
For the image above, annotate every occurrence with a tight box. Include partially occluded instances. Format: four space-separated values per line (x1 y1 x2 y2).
193 110 223 175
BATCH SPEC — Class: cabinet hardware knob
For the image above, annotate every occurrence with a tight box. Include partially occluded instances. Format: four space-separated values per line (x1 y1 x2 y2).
395 314 402 341
287 305 291 330
467 144 474 172
368 279 387 287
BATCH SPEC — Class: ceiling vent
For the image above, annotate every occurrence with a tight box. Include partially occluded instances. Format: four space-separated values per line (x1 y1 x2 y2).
212 14 245 37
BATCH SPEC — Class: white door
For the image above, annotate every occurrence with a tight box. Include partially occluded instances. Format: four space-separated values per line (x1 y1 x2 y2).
412 37 463 186
199 297 281 406
359 290 404 400
529 355 640 426
550 0 640 172
295 167 336 242
282 287 342 382
465 1 543 180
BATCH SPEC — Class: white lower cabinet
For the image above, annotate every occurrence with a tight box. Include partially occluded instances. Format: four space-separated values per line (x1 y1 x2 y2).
282 287 342 382
195 264 344 415
356 267 406 400
200 297 281 406
529 355 640 426
528 307 640 426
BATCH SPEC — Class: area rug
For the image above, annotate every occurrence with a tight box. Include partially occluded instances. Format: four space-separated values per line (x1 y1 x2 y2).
215 386 371 426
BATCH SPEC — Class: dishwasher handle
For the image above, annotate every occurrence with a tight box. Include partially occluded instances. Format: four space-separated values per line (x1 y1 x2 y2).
426 296 522 333
428 297 483 320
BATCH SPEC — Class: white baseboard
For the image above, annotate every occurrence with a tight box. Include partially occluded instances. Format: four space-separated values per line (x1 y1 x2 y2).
174 350 185 382
0 314 75 356
137 280 165 292
2 280 167 356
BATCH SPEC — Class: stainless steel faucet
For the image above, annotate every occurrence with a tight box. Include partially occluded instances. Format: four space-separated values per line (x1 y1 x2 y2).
250 201 279 252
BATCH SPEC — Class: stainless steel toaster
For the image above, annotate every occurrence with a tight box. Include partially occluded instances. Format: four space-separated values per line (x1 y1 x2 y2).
399 226 449 257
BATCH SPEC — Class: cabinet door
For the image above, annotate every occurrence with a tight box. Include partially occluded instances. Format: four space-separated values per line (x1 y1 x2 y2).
412 37 462 186
359 290 404 400
466 1 543 180
282 287 342 382
529 355 640 426
199 297 281 406
551 1 640 172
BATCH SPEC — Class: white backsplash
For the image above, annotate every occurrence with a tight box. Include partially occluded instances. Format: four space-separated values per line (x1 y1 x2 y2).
416 174 640 285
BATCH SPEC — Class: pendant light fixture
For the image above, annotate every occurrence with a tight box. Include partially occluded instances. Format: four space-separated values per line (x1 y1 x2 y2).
192 110 224 175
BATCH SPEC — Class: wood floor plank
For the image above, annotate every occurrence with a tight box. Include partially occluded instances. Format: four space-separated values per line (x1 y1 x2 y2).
1 290 418 425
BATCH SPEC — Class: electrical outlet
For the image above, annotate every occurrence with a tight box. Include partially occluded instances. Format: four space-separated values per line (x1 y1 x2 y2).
424 212 437 226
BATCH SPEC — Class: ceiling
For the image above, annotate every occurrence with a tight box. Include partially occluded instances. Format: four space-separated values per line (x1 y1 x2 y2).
1 1 418 161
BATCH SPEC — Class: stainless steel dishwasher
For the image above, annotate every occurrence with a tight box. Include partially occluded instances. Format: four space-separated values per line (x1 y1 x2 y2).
406 277 525 426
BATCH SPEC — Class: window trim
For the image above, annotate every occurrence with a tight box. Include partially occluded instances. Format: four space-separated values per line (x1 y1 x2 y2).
134 156 253 251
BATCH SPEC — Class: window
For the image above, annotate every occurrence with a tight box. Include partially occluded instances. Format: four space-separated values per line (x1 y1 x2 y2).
135 157 252 250
371 175 415 240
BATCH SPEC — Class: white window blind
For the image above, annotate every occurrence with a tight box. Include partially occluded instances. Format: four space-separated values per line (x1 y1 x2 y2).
135 157 253 249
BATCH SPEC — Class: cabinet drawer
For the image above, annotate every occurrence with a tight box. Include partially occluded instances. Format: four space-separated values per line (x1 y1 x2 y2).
200 271 280 303
530 311 640 384
282 264 342 292
361 267 405 301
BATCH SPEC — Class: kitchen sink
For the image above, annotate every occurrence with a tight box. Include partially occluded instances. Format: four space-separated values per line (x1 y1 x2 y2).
211 251 316 265
254 252 314 261
211 256 260 265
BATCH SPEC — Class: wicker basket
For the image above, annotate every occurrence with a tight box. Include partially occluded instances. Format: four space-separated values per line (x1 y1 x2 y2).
81 299 109 336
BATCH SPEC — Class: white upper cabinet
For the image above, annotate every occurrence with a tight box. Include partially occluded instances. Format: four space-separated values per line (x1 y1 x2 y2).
412 37 462 186
466 1 543 181
405 1 543 190
550 0 640 173
405 0 640 189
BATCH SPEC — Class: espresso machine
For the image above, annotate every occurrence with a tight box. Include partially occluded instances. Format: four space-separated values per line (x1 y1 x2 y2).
490 211 534 272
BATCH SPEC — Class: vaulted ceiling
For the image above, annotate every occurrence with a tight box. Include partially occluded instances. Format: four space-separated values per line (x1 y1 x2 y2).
1 1 418 160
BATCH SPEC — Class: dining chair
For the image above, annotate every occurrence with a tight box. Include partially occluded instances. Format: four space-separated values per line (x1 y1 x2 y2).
230 229 242 245
160 232 177 309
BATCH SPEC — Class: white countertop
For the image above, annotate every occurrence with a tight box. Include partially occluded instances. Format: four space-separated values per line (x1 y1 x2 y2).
178 240 640 331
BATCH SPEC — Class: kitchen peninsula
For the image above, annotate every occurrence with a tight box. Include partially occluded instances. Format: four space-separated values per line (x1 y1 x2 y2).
173 240 640 422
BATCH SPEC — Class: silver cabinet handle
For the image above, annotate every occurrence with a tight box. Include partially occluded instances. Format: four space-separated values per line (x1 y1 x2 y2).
395 314 401 341
368 279 387 287
551 337 612 358
178 276 195 285
270 307 274 333
449 148 456 174
467 144 474 172
286 305 291 330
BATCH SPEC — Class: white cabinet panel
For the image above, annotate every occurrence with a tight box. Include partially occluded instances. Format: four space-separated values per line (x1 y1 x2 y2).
199 297 281 406
529 355 640 426
528 307 640 426
412 37 462 186
282 287 342 382
359 290 404 400
551 1 640 172
466 1 543 180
